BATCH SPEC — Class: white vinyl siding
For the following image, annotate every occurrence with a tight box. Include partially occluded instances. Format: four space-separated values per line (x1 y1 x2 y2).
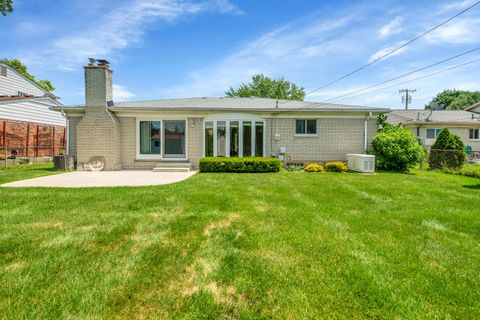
0 98 66 126
0 64 47 97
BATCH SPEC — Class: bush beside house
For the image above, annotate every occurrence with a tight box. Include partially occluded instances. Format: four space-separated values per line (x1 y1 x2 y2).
199 157 281 173
325 162 347 172
304 164 324 172
371 124 424 172
428 128 466 170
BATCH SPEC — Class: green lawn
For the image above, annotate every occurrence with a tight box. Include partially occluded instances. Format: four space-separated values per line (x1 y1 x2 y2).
0 167 479 319
0 162 57 184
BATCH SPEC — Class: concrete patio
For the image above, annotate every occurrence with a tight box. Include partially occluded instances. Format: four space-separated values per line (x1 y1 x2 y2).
1 170 197 188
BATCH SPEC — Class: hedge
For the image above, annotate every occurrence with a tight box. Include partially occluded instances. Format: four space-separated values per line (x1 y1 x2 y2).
325 161 347 172
199 157 281 173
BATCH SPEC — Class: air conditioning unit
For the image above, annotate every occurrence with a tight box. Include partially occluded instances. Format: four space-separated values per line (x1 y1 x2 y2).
346 154 375 173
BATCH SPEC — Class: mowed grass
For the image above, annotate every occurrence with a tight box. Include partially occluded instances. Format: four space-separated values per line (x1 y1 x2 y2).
0 167 479 319
0 162 57 184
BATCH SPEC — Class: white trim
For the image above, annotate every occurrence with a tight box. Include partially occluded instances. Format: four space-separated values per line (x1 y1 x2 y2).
135 117 188 160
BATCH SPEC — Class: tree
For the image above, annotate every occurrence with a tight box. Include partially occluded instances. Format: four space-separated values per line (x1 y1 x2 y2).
0 58 55 92
0 0 13 16
376 114 395 132
428 128 466 170
425 89 480 110
371 126 424 172
226 74 306 101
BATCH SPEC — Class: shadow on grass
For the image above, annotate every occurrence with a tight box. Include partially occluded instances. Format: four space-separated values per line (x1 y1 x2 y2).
463 184 480 190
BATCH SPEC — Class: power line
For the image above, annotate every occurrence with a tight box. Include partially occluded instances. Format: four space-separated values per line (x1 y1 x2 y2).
323 46 480 103
320 57 480 104
277 0 480 109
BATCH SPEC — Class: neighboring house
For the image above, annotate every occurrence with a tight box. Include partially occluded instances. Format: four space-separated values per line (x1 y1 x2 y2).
388 109 480 150
0 63 66 157
466 101 480 113
52 60 389 171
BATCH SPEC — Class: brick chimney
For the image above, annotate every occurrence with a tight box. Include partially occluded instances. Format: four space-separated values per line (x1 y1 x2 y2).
85 59 113 107
76 58 121 170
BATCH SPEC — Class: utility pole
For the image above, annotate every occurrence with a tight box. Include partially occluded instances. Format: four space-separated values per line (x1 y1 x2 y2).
399 89 416 110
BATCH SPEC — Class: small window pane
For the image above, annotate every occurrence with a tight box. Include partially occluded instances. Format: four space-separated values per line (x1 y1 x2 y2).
255 122 264 157
217 121 226 157
140 121 161 155
306 120 317 134
243 121 252 157
1 66 7 77
230 121 239 157
426 129 435 139
296 120 305 134
470 129 479 140
205 121 214 157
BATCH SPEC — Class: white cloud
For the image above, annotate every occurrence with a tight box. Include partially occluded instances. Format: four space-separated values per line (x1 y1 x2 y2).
33 0 243 70
378 16 403 38
113 84 136 102
160 15 357 97
425 18 480 44
367 43 406 63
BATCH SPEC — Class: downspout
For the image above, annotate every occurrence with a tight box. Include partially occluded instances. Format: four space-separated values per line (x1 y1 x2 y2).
364 112 372 153
62 111 69 155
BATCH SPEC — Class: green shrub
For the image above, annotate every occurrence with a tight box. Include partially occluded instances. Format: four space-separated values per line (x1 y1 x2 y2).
325 162 347 172
304 163 324 172
428 128 466 170
371 126 424 172
199 157 281 173
458 163 480 178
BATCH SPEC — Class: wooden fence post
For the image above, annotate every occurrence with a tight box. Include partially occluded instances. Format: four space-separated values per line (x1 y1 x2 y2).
25 123 30 157
3 121 7 170
35 125 39 157
52 126 56 155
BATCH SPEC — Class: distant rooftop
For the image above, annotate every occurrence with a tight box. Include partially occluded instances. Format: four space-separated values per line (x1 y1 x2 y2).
389 109 480 125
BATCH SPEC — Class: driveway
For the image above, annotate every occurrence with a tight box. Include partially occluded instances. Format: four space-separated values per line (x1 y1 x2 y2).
2 170 197 188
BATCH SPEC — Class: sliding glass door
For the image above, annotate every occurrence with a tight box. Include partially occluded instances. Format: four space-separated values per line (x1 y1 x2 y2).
204 119 264 158
138 119 186 159
164 120 186 158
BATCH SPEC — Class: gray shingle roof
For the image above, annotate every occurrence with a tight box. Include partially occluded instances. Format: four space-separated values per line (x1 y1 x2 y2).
106 97 389 112
389 109 480 124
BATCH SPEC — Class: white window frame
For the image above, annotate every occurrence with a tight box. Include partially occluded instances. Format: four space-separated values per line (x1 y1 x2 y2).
294 119 317 136
469 128 480 140
425 128 442 141
136 117 188 160
202 116 266 158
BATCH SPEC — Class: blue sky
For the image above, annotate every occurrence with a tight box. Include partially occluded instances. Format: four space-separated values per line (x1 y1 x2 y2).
1 0 480 109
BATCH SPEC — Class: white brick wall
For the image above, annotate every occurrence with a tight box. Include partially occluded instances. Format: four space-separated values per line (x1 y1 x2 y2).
266 117 377 162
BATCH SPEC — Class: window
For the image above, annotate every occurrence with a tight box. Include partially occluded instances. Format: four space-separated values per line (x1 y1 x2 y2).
217 121 226 157
426 128 442 140
243 121 252 157
138 119 186 158
0 66 6 77
164 120 185 157
295 119 317 135
205 121 214 157
230 121 239 157
140 121 161 155
470 128 480 140
255 122 264 156
204 120 264 158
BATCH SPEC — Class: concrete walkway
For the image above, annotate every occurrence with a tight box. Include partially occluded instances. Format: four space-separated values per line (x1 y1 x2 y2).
2 170 198 188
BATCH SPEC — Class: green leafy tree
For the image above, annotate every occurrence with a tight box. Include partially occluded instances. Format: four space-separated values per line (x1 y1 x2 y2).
425 89 480 110
0 58 55 92
371 126 424 172
428 128 466 170
0 0 13 16
376 114 395 132
226 74 306 101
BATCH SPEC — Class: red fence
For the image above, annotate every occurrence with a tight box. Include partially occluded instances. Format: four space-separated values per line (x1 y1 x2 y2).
0 119 66 159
